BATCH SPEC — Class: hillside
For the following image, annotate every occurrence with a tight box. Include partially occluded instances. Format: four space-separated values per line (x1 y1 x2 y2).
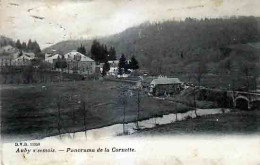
44 16 260 77
0 36 15 48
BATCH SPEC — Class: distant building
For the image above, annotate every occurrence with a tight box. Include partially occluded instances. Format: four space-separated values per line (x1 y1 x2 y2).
108 60 119 67
11 51 35 60
45 54 62 64
0 45 18 66
150 77 182 96
12 54 32 66
64 50 95 75
0 50 35 67
0 55 12 66
106 60 119 76
0 45 17 55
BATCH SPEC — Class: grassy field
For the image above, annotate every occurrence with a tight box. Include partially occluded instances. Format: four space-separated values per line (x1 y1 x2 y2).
133 110 260 136
1 80 192 140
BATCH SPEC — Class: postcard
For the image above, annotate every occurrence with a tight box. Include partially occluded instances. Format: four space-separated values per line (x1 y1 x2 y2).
1 0 260 164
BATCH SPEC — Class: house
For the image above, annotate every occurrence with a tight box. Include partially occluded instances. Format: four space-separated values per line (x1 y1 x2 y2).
142 77 156 89
12 51 35 60
0 50 35 67
108 60 119 67
12 54 32 66
22 52 35 59
64 50 95 75
149 76 182 96
0 55 12 66
45 54 62 64
104 60 118 76
0 45 17 55
0 45 18 66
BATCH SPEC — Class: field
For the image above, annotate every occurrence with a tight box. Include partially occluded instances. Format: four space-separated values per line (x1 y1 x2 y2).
134 110 260 136
1 80 192 141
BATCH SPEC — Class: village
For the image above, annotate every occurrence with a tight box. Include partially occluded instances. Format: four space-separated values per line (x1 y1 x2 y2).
0 41 186 98
1 36 260 141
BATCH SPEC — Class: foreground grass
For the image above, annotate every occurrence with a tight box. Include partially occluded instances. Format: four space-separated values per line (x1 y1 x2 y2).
133 110 260 136
1 80 192 141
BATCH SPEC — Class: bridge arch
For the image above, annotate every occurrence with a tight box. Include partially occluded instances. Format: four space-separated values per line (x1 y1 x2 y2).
234 96 249 110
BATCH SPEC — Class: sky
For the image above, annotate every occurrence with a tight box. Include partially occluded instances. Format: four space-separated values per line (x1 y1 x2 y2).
0 0 260 49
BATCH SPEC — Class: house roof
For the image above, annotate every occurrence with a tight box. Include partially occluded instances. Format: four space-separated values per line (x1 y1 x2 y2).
13 54 32 61
151 77 181 86
142 77 156 84
45 54 62 60
108 60 119 63
23 52 35 58
64 51 94 62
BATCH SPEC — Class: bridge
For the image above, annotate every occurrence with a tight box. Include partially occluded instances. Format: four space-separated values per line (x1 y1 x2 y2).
228 91 260 110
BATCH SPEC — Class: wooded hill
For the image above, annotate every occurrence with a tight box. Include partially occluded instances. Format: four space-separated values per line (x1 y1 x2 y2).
0 36 15 47
44 16 260 76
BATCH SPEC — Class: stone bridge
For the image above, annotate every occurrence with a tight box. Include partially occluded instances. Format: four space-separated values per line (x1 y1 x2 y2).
228 91 260 110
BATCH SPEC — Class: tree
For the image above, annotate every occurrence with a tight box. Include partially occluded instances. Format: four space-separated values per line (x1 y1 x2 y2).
240 61 258 92
55 55 67 71
22 64 34 83
55 55 67 81
129 56 139 70
118 54 126 75
32 41 41 54
90 40 110 63
21 42 27 50
90 40 101 62
118 85 129 134
195 61 207 87
56 95 62 137
108 47 117 61
192 61 207 117
102 61 110 76
27 39 32 50
15 40 22 49
77 44 86 55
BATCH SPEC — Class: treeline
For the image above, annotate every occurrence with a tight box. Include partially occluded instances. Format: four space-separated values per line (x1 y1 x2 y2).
118 54 139 75
108 17 260 74
0 37 41 54
0 36 43 58
15 39 41 54
44 16 260 73
90 40 116 63
43 16 260 86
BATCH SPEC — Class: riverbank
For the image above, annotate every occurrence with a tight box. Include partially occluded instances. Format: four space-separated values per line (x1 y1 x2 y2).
133 109 260 136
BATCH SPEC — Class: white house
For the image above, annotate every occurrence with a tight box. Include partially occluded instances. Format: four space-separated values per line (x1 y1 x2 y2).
108 60 119 67
12 54 32 66
104 60 119 76
45 54 62 63
64 50 96 75
12 51 35 60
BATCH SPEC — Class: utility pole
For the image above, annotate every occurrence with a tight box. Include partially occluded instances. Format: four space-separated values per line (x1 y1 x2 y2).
123 100 126 134
136 89 140 129
82 100 87 139
57 97 61 138
119 86 128 135
194 87 197 117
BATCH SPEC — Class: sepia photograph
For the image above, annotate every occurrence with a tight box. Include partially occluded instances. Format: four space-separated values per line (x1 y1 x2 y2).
0 0 260 164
